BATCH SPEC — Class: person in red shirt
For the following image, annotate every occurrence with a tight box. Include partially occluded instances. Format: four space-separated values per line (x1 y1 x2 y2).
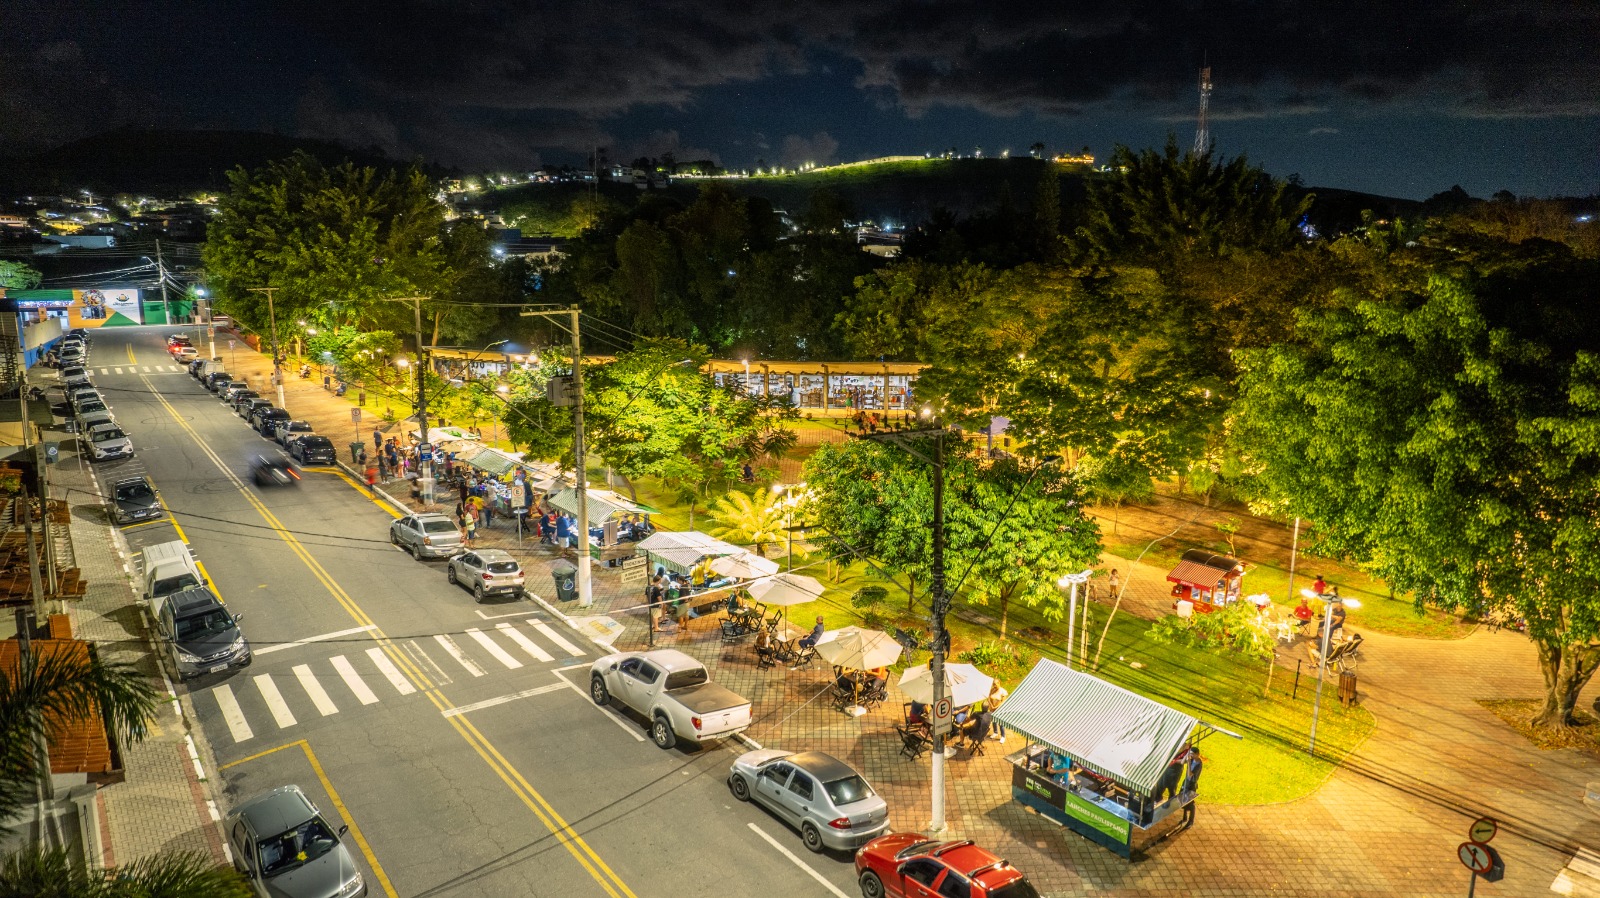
1312 575 1328 596
1293 597 1315 636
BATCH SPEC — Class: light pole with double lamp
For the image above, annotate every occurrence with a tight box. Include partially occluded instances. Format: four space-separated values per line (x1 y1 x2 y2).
1303 588 1361 754
1055 569 1095 669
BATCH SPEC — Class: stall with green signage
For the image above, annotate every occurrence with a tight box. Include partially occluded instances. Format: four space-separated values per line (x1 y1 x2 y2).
995 659 1239 858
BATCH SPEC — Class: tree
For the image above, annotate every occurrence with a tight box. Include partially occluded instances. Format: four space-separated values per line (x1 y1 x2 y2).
1029 142 1046 159
0 846 250 898
0 261 41 290
1231 264 1600 731
802 439 934 605
706 489 787 557
1 644 156 823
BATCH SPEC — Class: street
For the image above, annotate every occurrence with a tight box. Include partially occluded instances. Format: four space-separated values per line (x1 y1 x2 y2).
80 326 863 898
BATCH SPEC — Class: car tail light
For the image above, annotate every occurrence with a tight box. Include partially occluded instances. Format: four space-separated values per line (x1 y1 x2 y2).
828 817 853 829
691 716 703 730
482 573 493 580
423 537 434 546
288 468 300 480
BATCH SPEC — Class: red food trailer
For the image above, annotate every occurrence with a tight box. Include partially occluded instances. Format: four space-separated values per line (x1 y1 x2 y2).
1166 549 1245 613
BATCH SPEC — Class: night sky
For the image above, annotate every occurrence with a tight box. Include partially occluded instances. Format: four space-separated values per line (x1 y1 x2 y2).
6 0 1598 200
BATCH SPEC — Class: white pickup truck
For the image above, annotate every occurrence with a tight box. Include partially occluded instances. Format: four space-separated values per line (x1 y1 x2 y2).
589 649 752 750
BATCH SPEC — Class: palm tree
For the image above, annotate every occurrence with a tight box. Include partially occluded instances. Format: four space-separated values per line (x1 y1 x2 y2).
0 846 250 898
706 489 787 557
0 644 157 827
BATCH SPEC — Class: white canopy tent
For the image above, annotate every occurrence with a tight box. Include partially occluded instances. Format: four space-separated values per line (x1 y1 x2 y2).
635 531 745 575
546 487 645 523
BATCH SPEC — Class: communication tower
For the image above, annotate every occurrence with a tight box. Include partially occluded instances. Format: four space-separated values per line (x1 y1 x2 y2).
1193 66 1213 155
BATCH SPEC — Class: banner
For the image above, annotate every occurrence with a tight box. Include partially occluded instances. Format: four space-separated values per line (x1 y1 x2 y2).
69 288 143 328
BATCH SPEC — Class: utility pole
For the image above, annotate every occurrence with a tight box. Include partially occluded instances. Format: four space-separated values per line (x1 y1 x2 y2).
248 287 285 410
521 305 591 606
385 297 434 504
155 240 171 325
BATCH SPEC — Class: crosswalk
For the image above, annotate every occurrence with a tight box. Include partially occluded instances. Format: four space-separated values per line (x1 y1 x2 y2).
206 619 590 743
95 365 189 375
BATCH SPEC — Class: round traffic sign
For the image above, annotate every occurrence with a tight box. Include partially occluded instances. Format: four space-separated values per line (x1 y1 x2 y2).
1458 842 1493 875
933 697 953 720
1468 817 1497 843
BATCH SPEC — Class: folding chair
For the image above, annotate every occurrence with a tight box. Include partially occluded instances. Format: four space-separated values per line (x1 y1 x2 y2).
719 616 749 642
860 677 888 710
789 642 819 670
896 725 931 760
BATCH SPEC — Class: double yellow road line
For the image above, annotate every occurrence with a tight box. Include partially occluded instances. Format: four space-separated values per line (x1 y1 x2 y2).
144 377 636 898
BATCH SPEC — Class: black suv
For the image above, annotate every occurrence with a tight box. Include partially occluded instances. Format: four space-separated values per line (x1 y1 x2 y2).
203 371 232 392
155 587 249 679
289 435 337 466
253 407 290 436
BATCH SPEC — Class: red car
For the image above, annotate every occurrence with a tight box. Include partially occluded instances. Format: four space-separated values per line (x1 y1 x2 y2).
855 834 1039 898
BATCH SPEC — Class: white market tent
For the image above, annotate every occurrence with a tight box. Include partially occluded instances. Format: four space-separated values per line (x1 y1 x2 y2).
635 531 745 575
994 659 1235 795
546 487 645 523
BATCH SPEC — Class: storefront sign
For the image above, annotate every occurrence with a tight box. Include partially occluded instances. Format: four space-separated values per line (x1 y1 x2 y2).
1011 764 1132 855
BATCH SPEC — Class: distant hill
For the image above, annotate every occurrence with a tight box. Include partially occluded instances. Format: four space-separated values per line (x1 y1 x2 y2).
0 128 444 196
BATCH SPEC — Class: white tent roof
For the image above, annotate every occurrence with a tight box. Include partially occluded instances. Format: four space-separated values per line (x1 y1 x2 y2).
993 659 1203 794
547 487 644 522
635 531 744 572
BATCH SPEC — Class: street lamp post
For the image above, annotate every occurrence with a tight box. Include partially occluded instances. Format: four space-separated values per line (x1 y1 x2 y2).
1056 569 1095 669
1304 588 1361 754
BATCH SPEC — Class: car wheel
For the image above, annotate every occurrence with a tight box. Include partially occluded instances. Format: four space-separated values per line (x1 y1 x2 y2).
859 871 885 898
410 542 422 560
651 716 676 750
729 774 750 802
589 676 609 706
389 530 399 546
446 565 457 584
474 583 485 603
801 822 824 853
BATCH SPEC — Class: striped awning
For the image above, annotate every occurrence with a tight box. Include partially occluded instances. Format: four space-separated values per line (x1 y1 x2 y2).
635 531 745 574
547 487 644 522
994 659 1199 794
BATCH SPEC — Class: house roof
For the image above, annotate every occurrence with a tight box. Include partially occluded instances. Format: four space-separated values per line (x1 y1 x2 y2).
0 639 116 775
1165 549 1244 588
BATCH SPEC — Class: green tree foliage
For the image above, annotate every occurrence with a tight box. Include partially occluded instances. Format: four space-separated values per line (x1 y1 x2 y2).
0 261 41 290
1231 261 1600 731
498 360 573 462
0 846 250 898
802 439 935 607
1149 600 1274 665
706 489 788 557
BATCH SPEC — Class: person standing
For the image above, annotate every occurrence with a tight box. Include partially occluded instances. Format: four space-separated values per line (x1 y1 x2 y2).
462 513 477 547
554 511 571 551
364 463 378 496
372 428 383 453
1107 568 1121 598
1312 574 1328 596
987 682 1009 741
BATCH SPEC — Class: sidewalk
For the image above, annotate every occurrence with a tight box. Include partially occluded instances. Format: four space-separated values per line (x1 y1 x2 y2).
225 338 1600 896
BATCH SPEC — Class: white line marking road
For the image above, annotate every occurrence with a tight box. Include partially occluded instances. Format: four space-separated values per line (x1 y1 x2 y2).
213 685 254 743
473 608 541 620
294 664 339 716
553 667 645 741
441 682 565 718
531 620 585 656
466 628 523 669
746 823 851 898
433 634 486 677
331 655 379 705
113 367 123 375
366 647 415 695
496 622 553 662
254 675 298 728
404 640 449 686
255 624 377 656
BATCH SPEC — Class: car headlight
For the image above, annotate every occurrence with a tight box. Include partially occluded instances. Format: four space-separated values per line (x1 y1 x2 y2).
340 872 364 896
175 648 202 664
229 634 246 653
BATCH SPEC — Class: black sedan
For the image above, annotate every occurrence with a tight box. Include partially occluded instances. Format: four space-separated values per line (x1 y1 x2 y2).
110 477 162 524
251 455 301 487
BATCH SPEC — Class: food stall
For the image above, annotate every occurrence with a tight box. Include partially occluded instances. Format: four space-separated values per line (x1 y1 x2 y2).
546 486 649 565
1164 549 1246 614
634 531 744 578
994 659 1239 858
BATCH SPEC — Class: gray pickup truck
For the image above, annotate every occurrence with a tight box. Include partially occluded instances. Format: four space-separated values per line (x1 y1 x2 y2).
589 648 753 749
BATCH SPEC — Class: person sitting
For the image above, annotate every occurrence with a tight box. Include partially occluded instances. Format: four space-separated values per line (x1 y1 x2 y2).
798 616 825 649
961 709 992 747
1293 597 1314 634
753 627 776 666
907 701 930 728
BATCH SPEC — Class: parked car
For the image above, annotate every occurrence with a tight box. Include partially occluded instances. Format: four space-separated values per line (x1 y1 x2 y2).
728 750 890 852
167 333 192 347
235 396 270 419
220 382 253 403
274 420 313 445
154 586 249 679
446 549 526 601
59 349 86 366
77 409 116 434
62 373 93 393
73 399 113 431
85 423 133 462
109 476 161 524
589 648 752 750
224 785 365 898
389 513 463 560
59 364 88 381
173 346 199 363
205 372 234 392
67 386 102 410
253 406 291 436
288 435 336 466
141 540 203 613
187 358 207 376
252 455 300 487
854 835 1039 898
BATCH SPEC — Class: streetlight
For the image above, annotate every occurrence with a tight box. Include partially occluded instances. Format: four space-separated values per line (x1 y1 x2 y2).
1055 569 1095 669
1303 588 1362 754
771 482 809 571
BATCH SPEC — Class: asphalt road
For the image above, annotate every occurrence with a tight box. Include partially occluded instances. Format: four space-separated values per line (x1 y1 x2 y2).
71 326 868 898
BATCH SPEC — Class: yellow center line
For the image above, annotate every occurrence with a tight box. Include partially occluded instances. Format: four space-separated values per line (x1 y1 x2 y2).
155 495 191 543
218 740 398 898
143 376 635 898
126 342 137 365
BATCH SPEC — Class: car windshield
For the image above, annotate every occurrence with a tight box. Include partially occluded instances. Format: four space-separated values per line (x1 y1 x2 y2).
288 422 311 432
987 879 1041 898
422 520 458 534
301 437 332 449
663 668 709 690
78 402 106 414
823 775 875 806
153 574 200 595
174 609 233 641
257 816 340 876
487 561 519 574
91 428 126 442
116 483 154 502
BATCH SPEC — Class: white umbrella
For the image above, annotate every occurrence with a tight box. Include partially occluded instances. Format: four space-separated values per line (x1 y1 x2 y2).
897 662 994 707
710 552 780 580
815 626 902 670
746 573 825 606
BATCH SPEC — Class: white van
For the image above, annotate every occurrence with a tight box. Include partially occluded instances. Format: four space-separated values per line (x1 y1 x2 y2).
142 540 204 612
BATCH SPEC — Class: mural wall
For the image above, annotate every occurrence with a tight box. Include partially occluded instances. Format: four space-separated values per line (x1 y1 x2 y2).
68 288 143 328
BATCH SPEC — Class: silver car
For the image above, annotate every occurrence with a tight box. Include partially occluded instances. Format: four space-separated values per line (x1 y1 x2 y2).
225 785 365 898
86 422 133 462
389 512 463 560
728 749 890 852
446 549 526 602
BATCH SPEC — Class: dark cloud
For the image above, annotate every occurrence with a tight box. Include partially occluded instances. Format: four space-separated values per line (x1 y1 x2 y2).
778 131 839 168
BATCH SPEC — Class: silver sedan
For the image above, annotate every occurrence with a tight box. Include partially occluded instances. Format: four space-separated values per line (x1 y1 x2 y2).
728 749 890 852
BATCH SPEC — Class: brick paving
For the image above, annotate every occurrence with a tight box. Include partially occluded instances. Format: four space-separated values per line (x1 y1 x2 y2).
163 339 1600 895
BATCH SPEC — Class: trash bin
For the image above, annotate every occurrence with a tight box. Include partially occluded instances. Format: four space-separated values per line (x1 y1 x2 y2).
1338 670 1358 707
349 442 364 463
551 561 579 602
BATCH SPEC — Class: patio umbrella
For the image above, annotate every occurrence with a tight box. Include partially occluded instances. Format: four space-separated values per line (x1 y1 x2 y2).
746 573 825 606
815 626 902 670
897 662 994 708
710 551 780 580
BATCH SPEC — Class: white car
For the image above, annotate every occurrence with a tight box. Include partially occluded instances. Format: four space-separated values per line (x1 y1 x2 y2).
172 346 199 363
589 649 752 749
86 423 132 462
